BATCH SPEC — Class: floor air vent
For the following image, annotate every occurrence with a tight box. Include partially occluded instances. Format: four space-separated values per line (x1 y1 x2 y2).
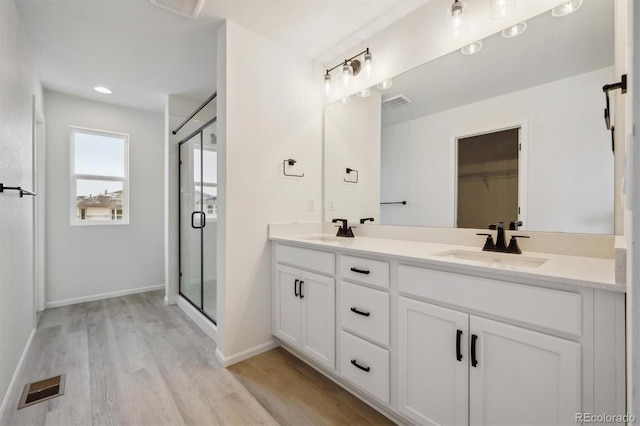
18 374 65 409
382 95 413 108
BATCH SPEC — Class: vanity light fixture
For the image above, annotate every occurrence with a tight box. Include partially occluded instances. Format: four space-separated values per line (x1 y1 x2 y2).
501 21 527 38
551 0 582 17
94 86 112 94
449 0 467 38
461 40 483 55
490 0 515 19
377 79 393 90
323 48 373 97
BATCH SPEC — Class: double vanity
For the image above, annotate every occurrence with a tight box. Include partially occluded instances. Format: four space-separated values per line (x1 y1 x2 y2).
269 224 625 425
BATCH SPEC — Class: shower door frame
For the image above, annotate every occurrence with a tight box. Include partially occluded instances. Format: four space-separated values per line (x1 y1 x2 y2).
178 116 217 325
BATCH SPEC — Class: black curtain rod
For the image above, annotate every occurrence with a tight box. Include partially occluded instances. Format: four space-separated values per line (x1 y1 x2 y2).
172 92 217 135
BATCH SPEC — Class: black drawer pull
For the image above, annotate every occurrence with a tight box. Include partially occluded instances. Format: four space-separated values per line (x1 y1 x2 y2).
350 359 370 372
350 307 371 317
294 279 299 297
299 280 304 299
456 329 463 362
350 267 370 275
471 334 478 367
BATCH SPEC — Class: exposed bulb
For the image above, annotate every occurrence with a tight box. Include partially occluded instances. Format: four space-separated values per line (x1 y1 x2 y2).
377 79 393 90
449 0 466 38
324 73 331 97
341 96 351 104
551 0 582 17
490 0 515 19
342 61 353 90
363 51 373 80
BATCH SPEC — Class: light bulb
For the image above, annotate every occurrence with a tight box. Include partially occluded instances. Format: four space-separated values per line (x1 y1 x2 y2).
461 40 483 55
490 0 515 19
357 88 371 98
501 21 527 38
377 79 393 90
449 0 466 38
551 0 582 17
342 96 351 104
324 73 331 97
342 61 353 90
363 51 373 80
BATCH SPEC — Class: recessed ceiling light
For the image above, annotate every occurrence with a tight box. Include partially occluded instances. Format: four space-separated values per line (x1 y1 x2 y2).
94 86 112 94
377 79 393 90
461 40 483 55
501 21 527 38
551 0 582 17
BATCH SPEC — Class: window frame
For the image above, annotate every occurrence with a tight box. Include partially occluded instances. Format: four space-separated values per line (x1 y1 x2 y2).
69 126 130 226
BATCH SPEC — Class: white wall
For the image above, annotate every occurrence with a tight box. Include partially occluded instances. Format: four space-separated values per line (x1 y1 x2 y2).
323 0 567 104
0 0 42 413
324 93 381 222
216 20 323 363
44 91 165 307
381 66 614 234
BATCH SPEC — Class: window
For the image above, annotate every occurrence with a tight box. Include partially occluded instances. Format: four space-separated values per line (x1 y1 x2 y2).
70 127 129 225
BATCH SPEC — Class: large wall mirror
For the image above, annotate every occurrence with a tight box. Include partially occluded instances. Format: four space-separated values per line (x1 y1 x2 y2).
324 0 615 234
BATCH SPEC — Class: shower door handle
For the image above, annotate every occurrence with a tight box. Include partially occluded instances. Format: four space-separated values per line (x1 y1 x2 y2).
191 211 205 229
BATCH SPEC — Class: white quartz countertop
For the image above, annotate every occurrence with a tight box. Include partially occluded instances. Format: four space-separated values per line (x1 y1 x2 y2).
269 233 624 293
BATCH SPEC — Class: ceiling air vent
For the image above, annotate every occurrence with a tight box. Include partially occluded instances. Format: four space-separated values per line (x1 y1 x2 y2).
150 0 205 19
382 95 413 108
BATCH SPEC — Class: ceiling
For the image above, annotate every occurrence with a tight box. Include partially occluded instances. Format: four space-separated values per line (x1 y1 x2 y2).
16 0 427 113
379 0 614 127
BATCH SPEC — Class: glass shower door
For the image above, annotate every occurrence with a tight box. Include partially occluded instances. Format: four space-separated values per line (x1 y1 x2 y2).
179 133 204 311
179 122 217 324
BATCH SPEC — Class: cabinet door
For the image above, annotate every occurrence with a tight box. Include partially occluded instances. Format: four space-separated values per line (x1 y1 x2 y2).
301 270 335 369
469 316 580 426
398 297 469 426
274 264 302 347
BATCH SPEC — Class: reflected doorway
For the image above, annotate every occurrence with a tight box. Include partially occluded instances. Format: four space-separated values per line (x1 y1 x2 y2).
456 128 520 229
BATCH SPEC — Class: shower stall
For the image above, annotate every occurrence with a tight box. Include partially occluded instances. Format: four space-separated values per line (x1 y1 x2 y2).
178 108 218 323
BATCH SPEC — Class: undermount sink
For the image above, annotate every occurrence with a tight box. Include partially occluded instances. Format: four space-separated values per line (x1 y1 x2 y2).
434 249 548 269
302 235 351 243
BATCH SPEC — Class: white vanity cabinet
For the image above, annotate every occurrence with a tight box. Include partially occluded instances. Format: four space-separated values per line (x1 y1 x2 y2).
337 254 391 403
398 296 580 426
273 245 336 369
270 238 625 426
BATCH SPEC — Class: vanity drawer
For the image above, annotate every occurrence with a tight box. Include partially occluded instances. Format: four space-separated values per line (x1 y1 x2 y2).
340 255 389 289
340 281 389 346
398 265 582 336
339 330 389 403
276 244 335 275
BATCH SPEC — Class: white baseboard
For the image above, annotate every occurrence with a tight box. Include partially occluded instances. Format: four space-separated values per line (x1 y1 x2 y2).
45 284 165 309
0 328 36 420
176 296 217 343
215 339 280 367
164 293 178 305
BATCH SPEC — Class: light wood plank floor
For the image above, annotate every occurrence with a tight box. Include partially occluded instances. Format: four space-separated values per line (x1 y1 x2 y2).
229 348 394 426
1 291 394 426
1 291 276 426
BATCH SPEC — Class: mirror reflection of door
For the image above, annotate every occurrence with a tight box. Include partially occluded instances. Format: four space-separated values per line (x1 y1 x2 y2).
456 128 519 229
